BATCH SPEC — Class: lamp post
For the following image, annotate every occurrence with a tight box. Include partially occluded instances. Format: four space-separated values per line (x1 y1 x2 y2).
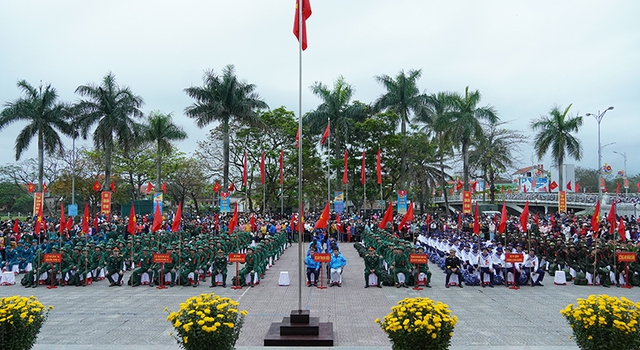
586 106 614 204
613 150 627 196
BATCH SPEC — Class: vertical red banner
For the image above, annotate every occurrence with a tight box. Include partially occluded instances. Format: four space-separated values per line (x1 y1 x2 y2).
462 191 472 214
101 191 112 215
32 192 44 217
558 190 567 213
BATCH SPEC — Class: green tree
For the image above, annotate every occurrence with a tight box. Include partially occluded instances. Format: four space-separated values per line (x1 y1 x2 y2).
436 86 498 191
0 80 74 192
184 65 268 191
140 111 187 187
373 69 428 190
530 104 583 189
74 72 144 192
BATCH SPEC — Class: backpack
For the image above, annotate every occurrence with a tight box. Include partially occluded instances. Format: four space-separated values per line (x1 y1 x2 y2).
574 272 588 285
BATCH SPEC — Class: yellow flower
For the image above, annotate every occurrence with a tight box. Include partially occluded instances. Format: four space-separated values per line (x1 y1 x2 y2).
224 322 234 328
183 336 188 344
374 318 380 323
432 333 437 339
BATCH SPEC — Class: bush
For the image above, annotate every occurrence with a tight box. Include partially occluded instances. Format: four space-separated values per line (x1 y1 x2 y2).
0 295 53 350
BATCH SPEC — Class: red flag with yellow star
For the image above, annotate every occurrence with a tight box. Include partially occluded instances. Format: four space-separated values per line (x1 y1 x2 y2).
127 203 137 235
314 202 331 230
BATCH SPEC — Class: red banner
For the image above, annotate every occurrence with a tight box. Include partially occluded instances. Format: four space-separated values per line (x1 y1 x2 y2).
43 253 62 264
313 253 332 263
228 253 246 263
617 252 636 263
33 192 44 217
153 253 172 264
409 254 428 264
462 191 472 214
101 191 112 215
558 190 567 213
505 253 524 263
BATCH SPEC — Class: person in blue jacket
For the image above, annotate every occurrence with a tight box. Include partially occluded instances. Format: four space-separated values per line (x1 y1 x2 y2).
305 247 320 286
329 247 347 287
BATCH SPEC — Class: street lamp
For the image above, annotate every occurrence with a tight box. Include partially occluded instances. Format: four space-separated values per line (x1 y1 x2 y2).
586 106 614 204
613 150 627 196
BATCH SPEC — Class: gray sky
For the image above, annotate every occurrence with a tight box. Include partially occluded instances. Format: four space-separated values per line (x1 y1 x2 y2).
1 0 638 179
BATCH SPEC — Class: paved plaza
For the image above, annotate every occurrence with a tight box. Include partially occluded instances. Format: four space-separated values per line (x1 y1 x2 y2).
1 241 637 349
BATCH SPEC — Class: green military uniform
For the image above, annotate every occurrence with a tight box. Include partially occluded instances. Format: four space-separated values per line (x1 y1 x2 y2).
210 249 228 287
107 248 125 286
239 247 257 287
363 246 383 288
132 248 153 286
179 248 199 287
390 246 412 287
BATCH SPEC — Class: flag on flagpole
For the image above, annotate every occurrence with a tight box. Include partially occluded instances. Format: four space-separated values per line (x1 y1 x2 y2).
295 128 300 148
228 203 239 233
607 202 616 234
279 150 284 185
618 217 626 242
520 201 529 232
575 182 580 193
499 202 507 233
361 151 365 185
228 182 235 192
399 202 414 229
615 182 620 194
162 182 167 194
342 150 348 184
82 202 89 234
172 202 182 232
473 203 480 235
42 182 47 193
376 149 382 185
314 202 331 229
66 217 73 232
549 181 558 191
127 203 137 235
320 123 330 145
110 182 116 193
260 151 265 185
378 201 394 230
591 200 600 232
92 180 101 192
34 200 44 235
566 181 572 191
152 204 163 233
146 182 154 194
12 219 19 234
27 182 35 193
534 213 539 227
293 0 312 51
213 181 221 193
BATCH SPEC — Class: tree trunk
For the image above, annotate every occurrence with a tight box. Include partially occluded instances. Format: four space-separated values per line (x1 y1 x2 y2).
440 158 450 216
489 166 496 204
155 141 162 188
104 137 113 192
37 129 44 192
223 115 230 191
558 160 564 193
400 111 407 191
462 141 470 191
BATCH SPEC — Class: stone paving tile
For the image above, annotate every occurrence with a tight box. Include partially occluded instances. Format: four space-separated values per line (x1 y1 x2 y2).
3 241 636 349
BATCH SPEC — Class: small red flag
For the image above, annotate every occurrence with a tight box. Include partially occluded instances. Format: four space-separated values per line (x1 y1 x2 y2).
27 183 35 193
66 217 73 232
575 182 580 193
59 202 66 234
127 203 137 235
213 181 221 193
242 151 248 187
34 200 43 235
455 179 463 191
342 150 348 184
523 185 527 193
499 202 507 234
172 202 182 232
335 213 341 225
279 150 284 186
618 217 626 242
473 203 480 235
162 182 167 194
399 202 414 229
92 180 101 192
615 182 620 194
228 203 239 233
260 151 265 185
376 149 382 185
566 181 572 191
249 213 256 231
290 213 297 231
152 204 163 233
607 202 616 234
507 189 511 194
520 201 529 232
93 215 99 232
534 213 539 227
110 182 116 193
42 182 47 193
228 182 235 192
320 123 330 145
591 200 600 231
12 219 19 234
378 202 394 230
295 128 300 148
636 183 640 192
146 182 154 194
293 0 312 51
361 151 365 185
549 181 558 191
425 214 431 227
314 202 331 230
82 202 89 234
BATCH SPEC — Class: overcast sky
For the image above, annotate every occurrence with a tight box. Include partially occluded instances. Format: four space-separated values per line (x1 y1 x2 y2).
1 0 638 178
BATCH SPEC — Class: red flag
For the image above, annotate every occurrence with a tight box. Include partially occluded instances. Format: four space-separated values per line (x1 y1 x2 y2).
242 151 248 187
523 185 527 193
92 180 101 192
376 149 382 185
172 202 182 232
378 201 394 230
290 213 297 231
534 213 539 227
566 181 572 191
42 182 47 193
472 203 480 235
34 200 43 235
550 213 555 227
335 213 341 225
27 182 35 193
540 185 547 192
146 182 154 194
93 215 99 232
260 151 265 185
501 186 504 193
425 214 431 227
320 123 330 145
293 0 312 51
607 202 616 234
66 217 73 231
361 151 365 185
342 150 348 184
228 203 239 233
575 182 580 193
449 188 454 195
162 182 167 194
127 203 137 234
399 202 414 229
314 202 331 229
636 183 640 192
213 181 221 193
520 201 529 232
59 202 66 234
455 179 463 191
249 213 256 231
228 182 235 192
279 150 284 185
295 128 300 148
110 182 116 193
12 219 19 234
549 181 558 191
507 189 511 194
82 203 89 233
457 212 462 229
152 204 162 233
615 182 620 194
618 217 626 242
499 202 507 233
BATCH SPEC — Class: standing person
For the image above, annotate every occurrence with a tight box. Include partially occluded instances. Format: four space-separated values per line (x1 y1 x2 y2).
305 247 320 287
364 246 383 288
445 249 464 288
329 247 347 287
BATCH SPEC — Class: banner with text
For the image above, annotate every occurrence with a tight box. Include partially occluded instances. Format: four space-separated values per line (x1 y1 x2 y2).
397 190 407 214
334 191 344 214
462 191 472 214
101 191 112 215
558 190 567 213
32 192 43 217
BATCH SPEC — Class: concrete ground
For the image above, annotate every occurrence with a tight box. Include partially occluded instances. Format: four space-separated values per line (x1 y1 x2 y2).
2 241 636 349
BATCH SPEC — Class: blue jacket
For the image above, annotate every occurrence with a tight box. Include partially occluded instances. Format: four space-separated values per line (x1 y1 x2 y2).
329 252 347 269
305 255 320 269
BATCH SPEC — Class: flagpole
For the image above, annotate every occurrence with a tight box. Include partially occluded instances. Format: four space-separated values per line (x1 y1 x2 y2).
363 152 367 221
297 0 304 312
327 117 331 206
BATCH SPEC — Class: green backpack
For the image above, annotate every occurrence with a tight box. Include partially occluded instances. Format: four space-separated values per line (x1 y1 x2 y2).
574 272 587 285
563 268 573 282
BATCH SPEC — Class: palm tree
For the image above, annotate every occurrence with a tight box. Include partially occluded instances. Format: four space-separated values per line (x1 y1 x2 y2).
373 69 428 190
184 65 268 190
0 80 74 192
74 72 144 192
436 86 498 191
141 111 188 188
530 104 583 189
304 76 368 190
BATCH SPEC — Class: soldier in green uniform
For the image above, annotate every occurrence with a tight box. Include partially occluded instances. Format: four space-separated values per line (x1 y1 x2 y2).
107 247 125 286
132 247 153 287
364 246 383 288
179 246 199 287
390 246 412 288
239 247 257 287
210 249 228 287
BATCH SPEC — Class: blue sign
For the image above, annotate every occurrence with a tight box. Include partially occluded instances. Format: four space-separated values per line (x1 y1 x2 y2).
153 193 164 214
220 192 231 213
68 204 78 216
334 191 344 214
397 190 407 214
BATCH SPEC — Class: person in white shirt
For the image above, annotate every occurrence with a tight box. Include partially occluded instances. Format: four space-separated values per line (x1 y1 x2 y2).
524 249 545 286
478 247 495 287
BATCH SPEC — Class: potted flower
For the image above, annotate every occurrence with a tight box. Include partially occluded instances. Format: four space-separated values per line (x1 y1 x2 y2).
0 295 53 350
376 297 458 350
166 293 248 350
560 294 640 350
